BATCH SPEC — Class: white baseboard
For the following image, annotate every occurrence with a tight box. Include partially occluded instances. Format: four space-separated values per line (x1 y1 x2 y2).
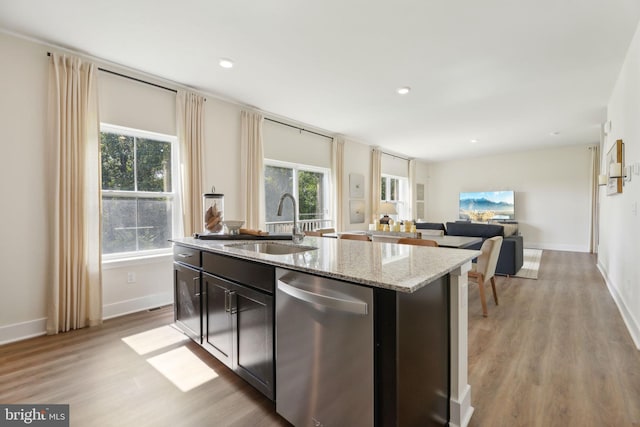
102 292 174 320
450 384 474 427
0 293 174 346
0 318 47 345
525 242 589 252
597 261 640 350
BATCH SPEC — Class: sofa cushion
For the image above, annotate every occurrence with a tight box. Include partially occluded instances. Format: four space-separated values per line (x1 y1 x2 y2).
446 222 504 239
415 222 447 233
502 223 518 237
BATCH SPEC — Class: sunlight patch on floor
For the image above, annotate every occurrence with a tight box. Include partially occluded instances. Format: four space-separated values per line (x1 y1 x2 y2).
121 325 188 355
146 346 219 392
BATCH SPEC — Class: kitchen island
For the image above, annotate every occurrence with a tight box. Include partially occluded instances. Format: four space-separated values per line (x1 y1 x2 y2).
172 236 478 427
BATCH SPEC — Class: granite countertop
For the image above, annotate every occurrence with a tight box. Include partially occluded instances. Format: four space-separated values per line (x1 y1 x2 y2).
173 236 480 293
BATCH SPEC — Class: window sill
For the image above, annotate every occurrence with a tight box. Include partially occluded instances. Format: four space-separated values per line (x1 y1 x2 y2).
102 252 172 270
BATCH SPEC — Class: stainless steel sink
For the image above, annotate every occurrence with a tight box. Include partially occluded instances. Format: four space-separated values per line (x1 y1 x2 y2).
227 242 317 255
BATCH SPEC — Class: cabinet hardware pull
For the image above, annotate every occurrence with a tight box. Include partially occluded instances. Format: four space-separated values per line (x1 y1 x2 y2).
193 277 200 297
277 280 368 315
228 291 237 314
177 253 192 258
225 290 230 312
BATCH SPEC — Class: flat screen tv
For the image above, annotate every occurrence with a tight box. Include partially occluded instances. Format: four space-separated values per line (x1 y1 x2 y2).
459 190 515 221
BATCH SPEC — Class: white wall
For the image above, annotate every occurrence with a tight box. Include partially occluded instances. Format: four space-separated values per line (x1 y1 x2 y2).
98 62 178 320
0 31 379 342
343 140 372 228
599 20 640 349
0 32 248 342
340 143 429 229
202 96 243 220
0 29 610 345
0 32 49 341
426 145 593 252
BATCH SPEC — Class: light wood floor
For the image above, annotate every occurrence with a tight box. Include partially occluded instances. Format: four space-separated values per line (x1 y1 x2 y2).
467 250 640 427
0 307 290 427
1 250 639 426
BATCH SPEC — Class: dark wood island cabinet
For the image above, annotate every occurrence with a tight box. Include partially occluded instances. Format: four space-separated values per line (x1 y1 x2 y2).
172 238 478 427
173 245 275 400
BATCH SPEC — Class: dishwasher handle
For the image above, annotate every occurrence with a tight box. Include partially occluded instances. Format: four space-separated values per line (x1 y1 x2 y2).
277 280 368 315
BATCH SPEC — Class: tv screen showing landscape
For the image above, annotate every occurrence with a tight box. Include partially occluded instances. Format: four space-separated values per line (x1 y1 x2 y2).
459 190 515 221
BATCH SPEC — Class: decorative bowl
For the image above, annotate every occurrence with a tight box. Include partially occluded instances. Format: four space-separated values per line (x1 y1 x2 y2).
222 220 245 235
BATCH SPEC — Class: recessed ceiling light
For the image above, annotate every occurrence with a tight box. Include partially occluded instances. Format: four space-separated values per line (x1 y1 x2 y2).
470 139 478 143
219 58 234 69
397 87 411 95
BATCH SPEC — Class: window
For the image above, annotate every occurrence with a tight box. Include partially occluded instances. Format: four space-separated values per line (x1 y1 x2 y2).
100 124 179 257
381 174 409 220
264 160 331 231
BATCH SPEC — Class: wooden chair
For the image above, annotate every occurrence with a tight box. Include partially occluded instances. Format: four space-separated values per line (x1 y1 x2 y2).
338 233 371 241
396 238 438 247
468 236 503 317
305 228 336 237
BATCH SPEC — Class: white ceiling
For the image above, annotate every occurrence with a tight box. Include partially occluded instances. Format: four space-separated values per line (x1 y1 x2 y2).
1 0 640 161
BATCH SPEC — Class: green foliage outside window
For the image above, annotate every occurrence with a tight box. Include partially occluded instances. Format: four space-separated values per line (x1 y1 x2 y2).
101 133 171 192
264 164 326 223
100 130 174 255
298 170 323 220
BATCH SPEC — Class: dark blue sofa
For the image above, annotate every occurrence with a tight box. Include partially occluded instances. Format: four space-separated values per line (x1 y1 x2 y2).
444 222 523 276
415 221 523 275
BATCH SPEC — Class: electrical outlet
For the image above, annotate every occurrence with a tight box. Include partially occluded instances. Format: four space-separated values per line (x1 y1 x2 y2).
127 272 136 283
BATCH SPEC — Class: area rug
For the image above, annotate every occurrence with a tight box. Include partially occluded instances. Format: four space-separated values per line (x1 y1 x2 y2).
513 248 542 279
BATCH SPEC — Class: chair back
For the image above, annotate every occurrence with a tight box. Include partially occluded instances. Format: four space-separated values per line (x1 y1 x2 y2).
338 233 370 241
476 236 503 280
396 238 438 247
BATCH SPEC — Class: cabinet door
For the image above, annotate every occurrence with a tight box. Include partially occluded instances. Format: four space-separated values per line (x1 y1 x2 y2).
174 263 201 343
230 282 274 400
203 272 233 368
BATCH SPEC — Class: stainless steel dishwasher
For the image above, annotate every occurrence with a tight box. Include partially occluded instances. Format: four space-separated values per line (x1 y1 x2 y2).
275 268 374 427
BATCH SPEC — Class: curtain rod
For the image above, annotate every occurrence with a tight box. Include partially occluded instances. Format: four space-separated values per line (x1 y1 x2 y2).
381 150 410 161
47 51 181 95
264 117 333 140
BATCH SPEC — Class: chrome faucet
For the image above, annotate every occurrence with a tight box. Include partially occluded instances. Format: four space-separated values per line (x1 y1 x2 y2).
277 193 305 244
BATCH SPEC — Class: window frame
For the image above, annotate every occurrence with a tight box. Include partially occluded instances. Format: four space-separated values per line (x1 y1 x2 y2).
100 123 181 261
381 173 410 220
263 159 332 224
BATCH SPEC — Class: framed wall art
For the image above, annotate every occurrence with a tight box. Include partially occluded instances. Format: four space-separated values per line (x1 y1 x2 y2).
349 200 365 224
349 173 365 199
607 139 624 196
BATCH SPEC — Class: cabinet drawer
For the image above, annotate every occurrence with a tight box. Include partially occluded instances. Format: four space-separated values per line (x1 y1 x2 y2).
203 252 275 294
173 245 201 268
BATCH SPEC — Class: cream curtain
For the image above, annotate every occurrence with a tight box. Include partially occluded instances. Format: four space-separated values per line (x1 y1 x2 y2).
331 137 345 231
408 159 416 220
589 145 600 253
241 111 265 230
177 91 205 236
47 53 102 334
370 147 382 222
